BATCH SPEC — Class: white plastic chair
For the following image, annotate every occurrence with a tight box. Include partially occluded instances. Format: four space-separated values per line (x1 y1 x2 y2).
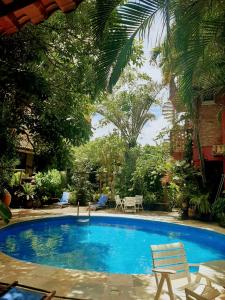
123 197 136 213
135 195 143 210
150 242 222 300
115 195 123 210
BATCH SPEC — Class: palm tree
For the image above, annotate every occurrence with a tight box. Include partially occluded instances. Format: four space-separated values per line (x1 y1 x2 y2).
96 70 159 147
93 0 225 99
93 0 168 91
93 0 225 185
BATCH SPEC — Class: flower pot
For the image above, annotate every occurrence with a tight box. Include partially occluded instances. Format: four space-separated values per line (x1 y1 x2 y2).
3 191 11 207
25 199 33 208
188 207 196 218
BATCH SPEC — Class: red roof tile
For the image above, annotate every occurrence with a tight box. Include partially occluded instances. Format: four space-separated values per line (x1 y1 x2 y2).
0 0 83 34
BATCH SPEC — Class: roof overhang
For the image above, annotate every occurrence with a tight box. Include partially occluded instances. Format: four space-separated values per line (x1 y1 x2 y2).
0 0 83 35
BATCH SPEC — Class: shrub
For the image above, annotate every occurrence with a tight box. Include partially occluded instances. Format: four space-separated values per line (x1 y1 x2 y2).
189 193 211 215
212 197 225 227
69 191 77 205
10 171 26 187
35 169 65 200
143 193 158 209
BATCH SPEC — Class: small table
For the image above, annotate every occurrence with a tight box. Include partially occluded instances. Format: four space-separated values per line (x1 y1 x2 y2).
199 260 225 287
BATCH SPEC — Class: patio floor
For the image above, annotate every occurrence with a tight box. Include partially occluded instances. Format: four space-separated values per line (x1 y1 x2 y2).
0 206 225 299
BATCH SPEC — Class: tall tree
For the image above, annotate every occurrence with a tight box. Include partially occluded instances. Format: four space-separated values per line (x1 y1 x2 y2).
0 1 100 171
97 70 160 147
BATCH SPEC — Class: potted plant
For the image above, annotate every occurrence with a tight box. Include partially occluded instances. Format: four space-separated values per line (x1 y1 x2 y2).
2 189 11 207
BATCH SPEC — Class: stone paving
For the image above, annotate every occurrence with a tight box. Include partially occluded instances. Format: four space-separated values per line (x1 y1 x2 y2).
0 206 225 299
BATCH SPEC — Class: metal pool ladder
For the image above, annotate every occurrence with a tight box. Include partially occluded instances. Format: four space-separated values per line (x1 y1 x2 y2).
77 201 90 223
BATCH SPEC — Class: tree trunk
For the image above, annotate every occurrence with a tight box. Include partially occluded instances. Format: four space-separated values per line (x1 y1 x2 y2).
193 98 207 187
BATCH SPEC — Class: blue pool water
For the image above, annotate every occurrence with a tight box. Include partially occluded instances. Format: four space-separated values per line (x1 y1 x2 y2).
0 216 225 274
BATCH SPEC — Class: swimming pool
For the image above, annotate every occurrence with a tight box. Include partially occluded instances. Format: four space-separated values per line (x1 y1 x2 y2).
0 216 225 274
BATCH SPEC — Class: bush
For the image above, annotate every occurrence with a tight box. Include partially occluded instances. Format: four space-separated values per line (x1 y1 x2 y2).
0 156 18 195
212 197 225 227
143 193 158 209
189 193 210 215
10 171 26 187
35 169 65 200
69 191 77 205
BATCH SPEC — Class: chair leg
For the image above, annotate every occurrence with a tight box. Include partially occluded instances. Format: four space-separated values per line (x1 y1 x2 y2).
165 274 175 300
154 274 175 300
155 274 166 300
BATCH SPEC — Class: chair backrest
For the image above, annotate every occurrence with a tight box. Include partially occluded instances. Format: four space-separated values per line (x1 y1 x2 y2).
115 195 122 204
98 194 108 205
135 195 143 204
150 242 191 284
124 197 136 206
61 192 70 203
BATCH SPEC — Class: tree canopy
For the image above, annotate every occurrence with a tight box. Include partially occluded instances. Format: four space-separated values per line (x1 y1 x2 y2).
97 69 161 147
0 1 99 172
93 0 225 106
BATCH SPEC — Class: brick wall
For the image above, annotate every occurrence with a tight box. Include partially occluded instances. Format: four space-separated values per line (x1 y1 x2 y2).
198 102 223 147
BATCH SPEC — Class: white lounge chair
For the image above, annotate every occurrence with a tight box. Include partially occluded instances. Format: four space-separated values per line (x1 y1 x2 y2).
150 242 222 300
123 197 136 213
115 195 123 210
135 195 143 210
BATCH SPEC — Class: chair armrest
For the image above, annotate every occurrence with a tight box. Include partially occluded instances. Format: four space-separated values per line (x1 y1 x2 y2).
152 268 176 274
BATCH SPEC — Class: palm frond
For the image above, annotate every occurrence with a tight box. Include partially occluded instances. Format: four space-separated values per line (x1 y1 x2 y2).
93 0 164 91
91 0 124 43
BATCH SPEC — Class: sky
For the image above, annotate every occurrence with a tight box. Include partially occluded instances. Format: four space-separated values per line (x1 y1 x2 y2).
91 16 169 146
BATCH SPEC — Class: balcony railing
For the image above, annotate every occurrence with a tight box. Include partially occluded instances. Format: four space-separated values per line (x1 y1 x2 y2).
170 129 188 153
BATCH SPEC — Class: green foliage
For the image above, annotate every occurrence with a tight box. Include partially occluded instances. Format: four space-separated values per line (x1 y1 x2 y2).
0 124 18 195
0 156 17 195
0 1 100 172
168 160 209 218
142 193 158 209
35 169 65 199
93 0 225 107
17 183 35 202
166 182 180 209
93 0 162 91
131 144 170 203
71 134 125 199
212 197 225 226
10 172 26 187
116 146 140 197
212 197 225 217
68 191 77 205
97 69 160 147
0 201 12 224
189 194 210 215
